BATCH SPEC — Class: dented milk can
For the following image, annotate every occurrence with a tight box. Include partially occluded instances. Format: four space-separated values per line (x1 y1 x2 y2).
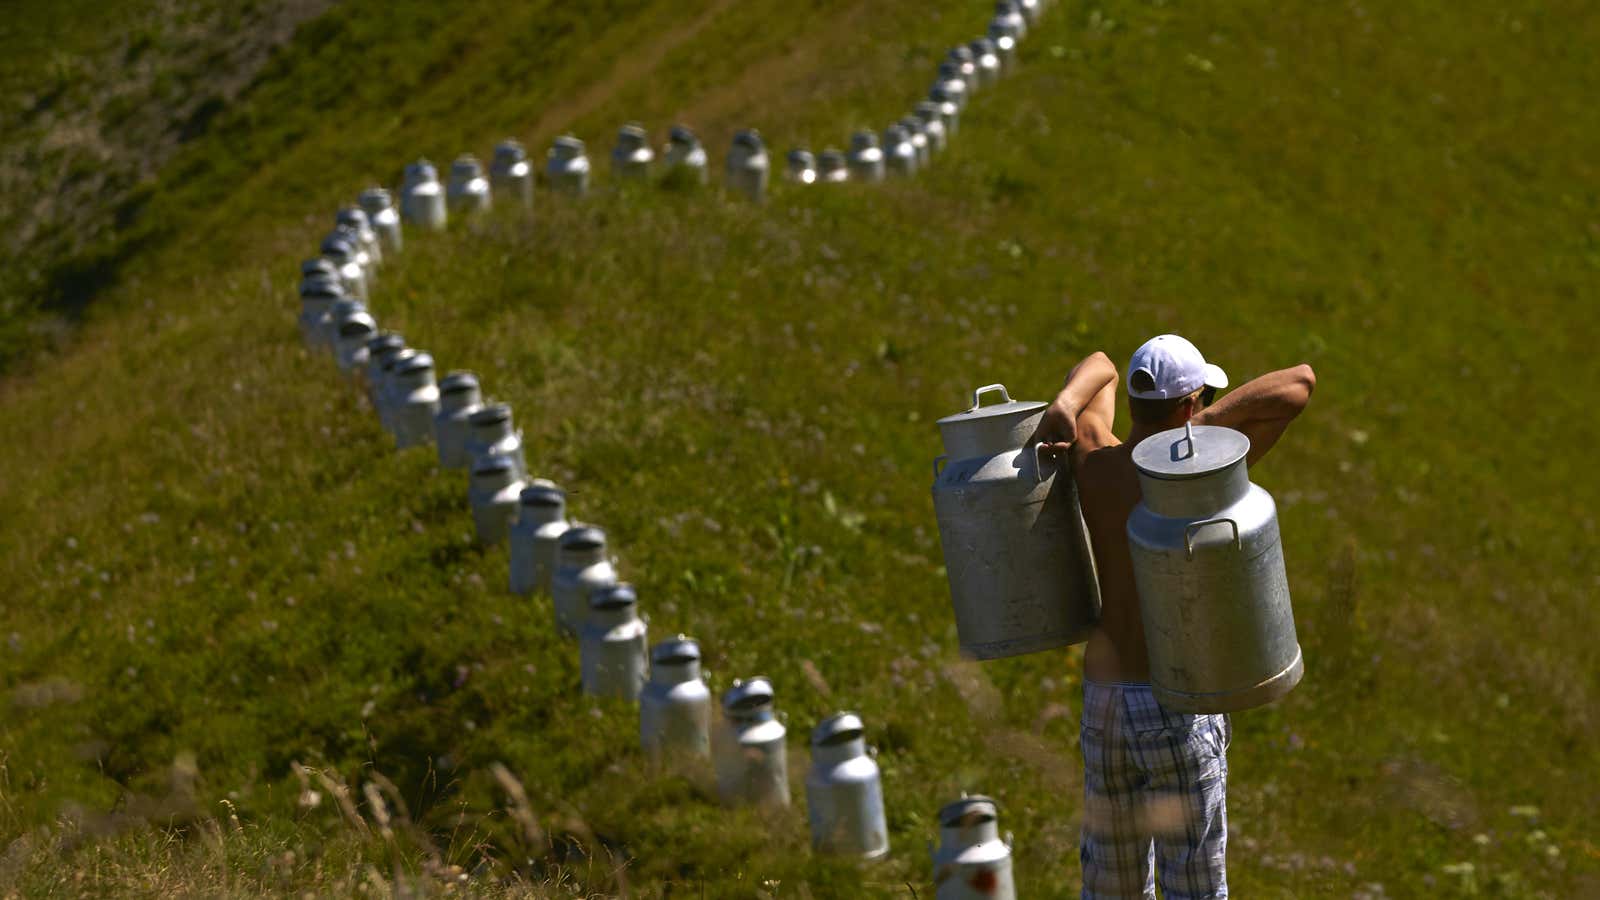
932 795 1015 900
508 480 568 596
806 712 889 860
847 131 885 183
468 454 526 546
464 403 526 478
818 149 849 184
785 148 817 184
490 140 534 210
725 130 770 203
391 352 440 450
433 371 483 470
932 383 1101 659
639 635 712 761
611 124 655 181
1128 423 1302 713
884 124 918 177
714 677 789 809
358 187 403 254
446 154 492 214
915 102 949 153
662 125 709 184
400 159 448 231
552 526 618 636
546 136 591 197
580 583 649 701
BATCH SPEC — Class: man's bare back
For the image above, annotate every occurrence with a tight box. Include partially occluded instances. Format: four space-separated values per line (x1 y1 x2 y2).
1074 441 1150 682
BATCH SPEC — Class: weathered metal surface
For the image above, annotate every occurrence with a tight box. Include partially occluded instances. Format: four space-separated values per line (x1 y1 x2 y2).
932 795 1015 900
806 712 888 859
932 383 1101 659
1128 423 1302 713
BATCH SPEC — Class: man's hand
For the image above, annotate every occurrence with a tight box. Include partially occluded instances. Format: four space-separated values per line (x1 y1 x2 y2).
1029 351 1119 461
1030 398 1078 459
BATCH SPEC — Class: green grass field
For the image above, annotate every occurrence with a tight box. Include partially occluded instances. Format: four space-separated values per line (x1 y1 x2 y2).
2 0 1597 896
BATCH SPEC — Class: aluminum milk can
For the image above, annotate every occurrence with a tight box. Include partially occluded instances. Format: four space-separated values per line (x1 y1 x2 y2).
847 131 886 183
725 130 770 203
446 154 492 214
805 712 889 859
932 62 970 112
329 223 375 280
662 125 709 184
785 148 817 184
1017 0 1043 26
884 124 919 177
490 140 534 210
714 677 790 809
334 312 377 374
298 277 342 350
401 159 448 231
994 1 1028 39
928 92 962 137
932 383 1101 659
359 187 403 254
946 46 979 95
464 403 527 478
931 795 1015 900
817 149 849 184
546 136 591 197
552 526 618 636
987 20 1020 72
320 234 368 301
914 102 950 154
508 480 568 596
377 348 420 434
391 352 440 450
468 455 526 546
433 371 482 469
336 207 382 270
639 635 712 761
611 124 655 181
364 333 406 422
580 583 649 701
1127 423 1302 713
970 38 1003 88
900 116 932 169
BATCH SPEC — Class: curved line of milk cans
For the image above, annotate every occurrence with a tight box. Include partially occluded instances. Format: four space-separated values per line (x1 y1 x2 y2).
292 2 1049 895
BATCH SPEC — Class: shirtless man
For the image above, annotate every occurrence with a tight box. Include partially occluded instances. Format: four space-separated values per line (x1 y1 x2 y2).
1031 335 1316 899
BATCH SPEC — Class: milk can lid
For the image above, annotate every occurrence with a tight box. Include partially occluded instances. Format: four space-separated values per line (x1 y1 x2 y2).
335 207 370 229
1131 423 1250 480
439 371 479 394
972 37 999 53
732 129 763 149
385 348 418 371
320 234 356 259
338 315 376 337
938 794 999 827
330 298 367 319
811 711 865 747
519 482 564 506
935 383 1045 427
359 186 392 204
669 124 698 144
472 454 516 476
851 130 879 149
590 583 637 610
469 403 512 426
948 45 975 62
819 150 846 167
787 148 815 165
302 257 338 277
723 677 774 715
366 332 405 354
553 135 586 152
651 635 700 664
494 139 526 161
300 277 343 299
395 352 434 374
559 525 606 551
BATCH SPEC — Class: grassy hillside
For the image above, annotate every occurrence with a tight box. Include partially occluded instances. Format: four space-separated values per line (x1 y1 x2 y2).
2 0 1598 896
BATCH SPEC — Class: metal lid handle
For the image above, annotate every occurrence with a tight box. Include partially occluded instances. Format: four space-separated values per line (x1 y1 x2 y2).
970 384 1011 409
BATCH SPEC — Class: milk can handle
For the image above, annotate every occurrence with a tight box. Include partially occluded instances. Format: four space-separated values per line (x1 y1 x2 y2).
933 455 948 479
1034 443 1055 484
1185 517 1241 559
970 384 1011 409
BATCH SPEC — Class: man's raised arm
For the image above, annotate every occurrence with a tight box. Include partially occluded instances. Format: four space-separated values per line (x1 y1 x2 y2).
1031 351 1119 460
1196 363 1316 465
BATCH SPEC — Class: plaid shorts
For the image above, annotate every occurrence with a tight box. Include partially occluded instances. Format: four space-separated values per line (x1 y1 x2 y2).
1080 680 1231 900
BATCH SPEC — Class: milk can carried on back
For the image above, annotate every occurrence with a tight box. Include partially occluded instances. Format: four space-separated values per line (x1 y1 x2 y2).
805 712 888 860
932 384 1101 659
931 795 1015 900
714 677 789 809
508 481 568 596
1127 423 1303 713
639 635 712 761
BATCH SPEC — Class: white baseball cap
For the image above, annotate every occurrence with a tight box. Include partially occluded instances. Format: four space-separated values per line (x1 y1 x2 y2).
1127 334 1229 400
